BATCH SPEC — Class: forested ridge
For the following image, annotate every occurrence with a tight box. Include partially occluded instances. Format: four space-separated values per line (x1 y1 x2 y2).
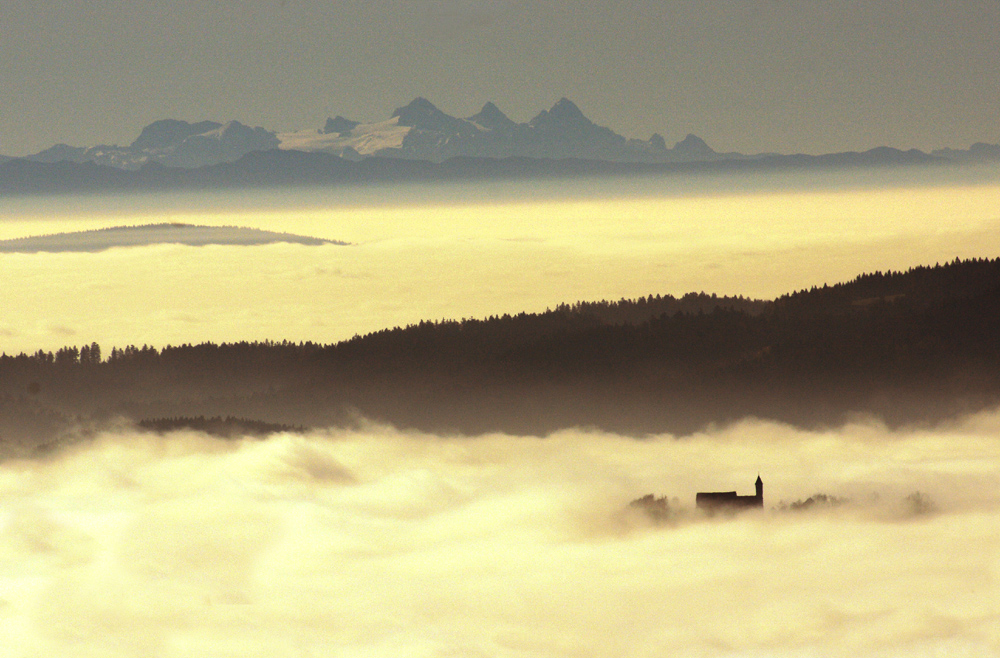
2 258 999 447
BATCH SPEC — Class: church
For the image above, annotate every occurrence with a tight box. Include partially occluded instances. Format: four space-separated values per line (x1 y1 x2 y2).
696 475 763 512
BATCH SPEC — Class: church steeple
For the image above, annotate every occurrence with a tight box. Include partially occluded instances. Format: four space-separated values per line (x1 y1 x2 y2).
755 474 763 502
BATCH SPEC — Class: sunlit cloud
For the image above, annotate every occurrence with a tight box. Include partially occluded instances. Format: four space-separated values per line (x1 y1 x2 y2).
2 413 998 656
2 177 1000 355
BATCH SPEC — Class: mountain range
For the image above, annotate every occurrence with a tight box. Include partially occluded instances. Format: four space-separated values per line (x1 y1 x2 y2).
11 120 279 171
280 97 723 164
5 97 999 173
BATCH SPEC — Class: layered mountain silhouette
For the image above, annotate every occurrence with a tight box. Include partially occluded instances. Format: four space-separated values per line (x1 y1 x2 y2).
281 97 725 163
932 142 1000 162
9 98 739 171
21 119 279 171
3 96 997 193
0 145 956 197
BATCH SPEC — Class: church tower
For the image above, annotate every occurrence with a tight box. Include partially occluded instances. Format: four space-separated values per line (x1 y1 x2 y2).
755 474 763 504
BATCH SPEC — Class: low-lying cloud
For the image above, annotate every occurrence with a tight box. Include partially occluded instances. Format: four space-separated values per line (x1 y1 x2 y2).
2 414 999 657
0 224 345 253
5 180 1000 356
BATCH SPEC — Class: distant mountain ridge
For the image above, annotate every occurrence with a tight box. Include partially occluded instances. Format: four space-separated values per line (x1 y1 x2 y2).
284 97 729 163
0 146 957 197
2 96 997 195
11 96 997 174
19 119 279 171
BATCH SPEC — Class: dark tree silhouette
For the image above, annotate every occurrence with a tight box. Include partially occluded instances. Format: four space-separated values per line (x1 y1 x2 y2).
2 257 1000 441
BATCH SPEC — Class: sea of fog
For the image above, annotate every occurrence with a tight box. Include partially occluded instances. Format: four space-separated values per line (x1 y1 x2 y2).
2 166 1000 354
1 414 998 657
2 168 1000 656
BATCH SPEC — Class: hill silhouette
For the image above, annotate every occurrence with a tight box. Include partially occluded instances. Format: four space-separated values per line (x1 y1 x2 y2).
0 145 952 197
2 258 999 447
5 97 998 183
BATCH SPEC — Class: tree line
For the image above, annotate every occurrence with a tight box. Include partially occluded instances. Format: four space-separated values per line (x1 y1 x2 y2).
2 257 1000 439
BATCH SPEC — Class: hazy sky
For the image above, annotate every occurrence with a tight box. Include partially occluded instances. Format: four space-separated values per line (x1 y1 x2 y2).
2 0 999 157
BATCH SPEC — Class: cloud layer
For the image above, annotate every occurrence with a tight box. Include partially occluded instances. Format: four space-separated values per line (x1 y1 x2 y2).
2 413 998 656
3 176 1000 355
0 224 343 253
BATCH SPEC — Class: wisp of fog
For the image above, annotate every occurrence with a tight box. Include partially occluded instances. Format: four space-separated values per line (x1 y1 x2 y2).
2 412 998 657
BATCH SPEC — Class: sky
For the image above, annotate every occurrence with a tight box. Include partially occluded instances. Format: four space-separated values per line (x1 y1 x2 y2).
2 0 999 157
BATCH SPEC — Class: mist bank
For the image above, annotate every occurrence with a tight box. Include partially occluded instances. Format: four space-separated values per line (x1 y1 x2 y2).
2 416 998 657
3 258 1000 447
4 174 999 359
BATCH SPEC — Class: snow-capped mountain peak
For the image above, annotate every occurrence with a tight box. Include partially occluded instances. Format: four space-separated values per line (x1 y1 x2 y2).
391 97 479 137
15 98 731 168
130 119 223 151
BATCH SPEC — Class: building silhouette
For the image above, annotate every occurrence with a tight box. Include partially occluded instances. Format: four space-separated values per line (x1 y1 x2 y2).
696 475 763 512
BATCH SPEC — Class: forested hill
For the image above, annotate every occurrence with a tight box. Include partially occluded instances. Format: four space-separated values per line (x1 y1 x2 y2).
774 257 1000 315
2 258 999 447
553 292 767 324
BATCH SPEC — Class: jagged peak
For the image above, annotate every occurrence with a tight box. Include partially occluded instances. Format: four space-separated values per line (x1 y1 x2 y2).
529 98 590 127
673 133 714 155
649 133 667 152
468 102 517 131
474 101 506 120
391 98 478 135
391 97 441 118
549 98 585 120
130 119 223 150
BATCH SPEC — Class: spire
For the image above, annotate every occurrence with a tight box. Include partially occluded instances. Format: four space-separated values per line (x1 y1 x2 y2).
755 474 763 501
